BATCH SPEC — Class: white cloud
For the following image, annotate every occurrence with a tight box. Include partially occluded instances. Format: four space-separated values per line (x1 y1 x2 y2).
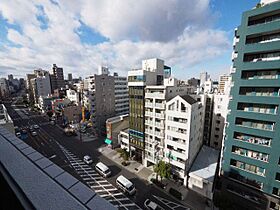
0 0 231 79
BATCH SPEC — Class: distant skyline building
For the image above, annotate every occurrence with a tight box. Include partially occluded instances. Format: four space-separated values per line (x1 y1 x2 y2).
68 73 73 81
218 74 231 94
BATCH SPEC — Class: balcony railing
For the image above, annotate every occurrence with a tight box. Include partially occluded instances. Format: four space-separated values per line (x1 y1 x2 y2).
155 103 164 109
155 113 164 119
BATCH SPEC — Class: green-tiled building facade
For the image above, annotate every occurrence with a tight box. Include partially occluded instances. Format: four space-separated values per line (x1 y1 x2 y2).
221 1 280 209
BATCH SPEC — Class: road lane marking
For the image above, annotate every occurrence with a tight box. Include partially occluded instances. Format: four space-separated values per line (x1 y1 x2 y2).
58 144 141 210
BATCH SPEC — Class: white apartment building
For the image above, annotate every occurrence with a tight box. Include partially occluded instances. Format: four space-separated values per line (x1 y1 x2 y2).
66 89 80 105
114 73 129 116
118 129 129 151
144 77 193 167
210 79 231 150
210 94 230 150
164 95 204 186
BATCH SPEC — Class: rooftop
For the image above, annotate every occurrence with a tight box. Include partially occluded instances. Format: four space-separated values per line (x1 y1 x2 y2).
189 146 220 183
0 126 116 210
180 95 197 105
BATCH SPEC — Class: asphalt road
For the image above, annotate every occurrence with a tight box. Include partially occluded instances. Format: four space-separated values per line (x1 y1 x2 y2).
4 102 191 210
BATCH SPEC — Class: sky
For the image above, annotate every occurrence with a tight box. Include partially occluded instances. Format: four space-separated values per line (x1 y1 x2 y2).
0 0 259 80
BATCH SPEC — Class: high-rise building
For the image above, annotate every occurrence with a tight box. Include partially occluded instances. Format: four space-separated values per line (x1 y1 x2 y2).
30 69 52 104
114 73 129 116
83 69 115 133
68 73 73 81
220 1 280 209
200 72 210 88
51 64 65 91
128 58 165 162
0 78 9 99
8 74 13 81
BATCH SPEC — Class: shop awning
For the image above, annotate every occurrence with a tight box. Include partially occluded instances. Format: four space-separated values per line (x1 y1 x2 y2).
105 138 112 144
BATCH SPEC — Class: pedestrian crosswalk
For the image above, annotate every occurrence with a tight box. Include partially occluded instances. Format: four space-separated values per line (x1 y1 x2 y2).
58 144 141 210
153 195 191 210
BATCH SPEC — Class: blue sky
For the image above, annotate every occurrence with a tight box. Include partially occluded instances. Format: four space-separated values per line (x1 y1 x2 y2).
0 0 260 79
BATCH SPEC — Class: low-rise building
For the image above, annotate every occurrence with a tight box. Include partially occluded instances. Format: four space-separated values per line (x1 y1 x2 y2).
38 96 58 113
63 105 82 124
106 114 129 148
188 145 219 200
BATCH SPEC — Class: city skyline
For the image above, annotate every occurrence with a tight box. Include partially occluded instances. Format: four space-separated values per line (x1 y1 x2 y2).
0 0 258 79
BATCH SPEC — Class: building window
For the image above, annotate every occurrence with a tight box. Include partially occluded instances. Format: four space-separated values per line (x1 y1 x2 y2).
233 132 271 146
276 173 280 182
272 187 280 197
270 201 280 210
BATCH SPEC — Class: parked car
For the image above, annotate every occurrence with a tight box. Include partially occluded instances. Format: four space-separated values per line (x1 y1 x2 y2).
144 199 163 210
83 155 93 165
31 131 37 136
16 132 21 138
116 175 136 195
95 162 111 177
50 120 55 125
33 124 39 129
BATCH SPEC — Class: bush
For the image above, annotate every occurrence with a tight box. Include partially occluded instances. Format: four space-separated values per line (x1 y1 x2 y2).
116 148 123 153
169 187 182 200
151 178 165 189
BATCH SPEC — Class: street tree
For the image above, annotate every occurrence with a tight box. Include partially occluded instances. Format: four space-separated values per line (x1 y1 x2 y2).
154 160 172 182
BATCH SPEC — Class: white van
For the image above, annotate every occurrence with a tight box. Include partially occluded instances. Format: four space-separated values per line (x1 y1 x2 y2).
116 175 136 195
95 162 111 177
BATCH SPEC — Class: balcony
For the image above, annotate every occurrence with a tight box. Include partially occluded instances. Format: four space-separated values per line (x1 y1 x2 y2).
145 120 153 126
145 111 154 117
155 103 164 109
235 118 275 131
234 132 271 147
154 131 164 138
232 146 269 162
145 92 165 99
155 113 164 119
230 66 236 74
154 122 164 129
145 102 153 108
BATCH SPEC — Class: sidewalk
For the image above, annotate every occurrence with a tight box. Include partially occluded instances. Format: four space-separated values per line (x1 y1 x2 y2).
99 146 153 181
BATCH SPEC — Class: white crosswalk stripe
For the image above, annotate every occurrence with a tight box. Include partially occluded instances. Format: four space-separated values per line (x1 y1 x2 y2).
58 143 141 210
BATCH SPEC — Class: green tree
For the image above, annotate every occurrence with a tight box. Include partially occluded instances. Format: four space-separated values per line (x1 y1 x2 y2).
154 160 172 182
120 149 129 161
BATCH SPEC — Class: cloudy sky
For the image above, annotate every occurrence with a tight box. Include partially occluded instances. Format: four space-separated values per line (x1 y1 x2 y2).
0 0 259 79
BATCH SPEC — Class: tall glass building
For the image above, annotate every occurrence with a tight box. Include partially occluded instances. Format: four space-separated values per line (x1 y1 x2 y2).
221 1 280 209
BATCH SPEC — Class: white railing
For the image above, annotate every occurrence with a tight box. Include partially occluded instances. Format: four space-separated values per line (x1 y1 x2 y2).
155 103 164 109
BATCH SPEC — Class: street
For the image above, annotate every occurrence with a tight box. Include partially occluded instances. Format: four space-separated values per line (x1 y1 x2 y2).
4 102 191 210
